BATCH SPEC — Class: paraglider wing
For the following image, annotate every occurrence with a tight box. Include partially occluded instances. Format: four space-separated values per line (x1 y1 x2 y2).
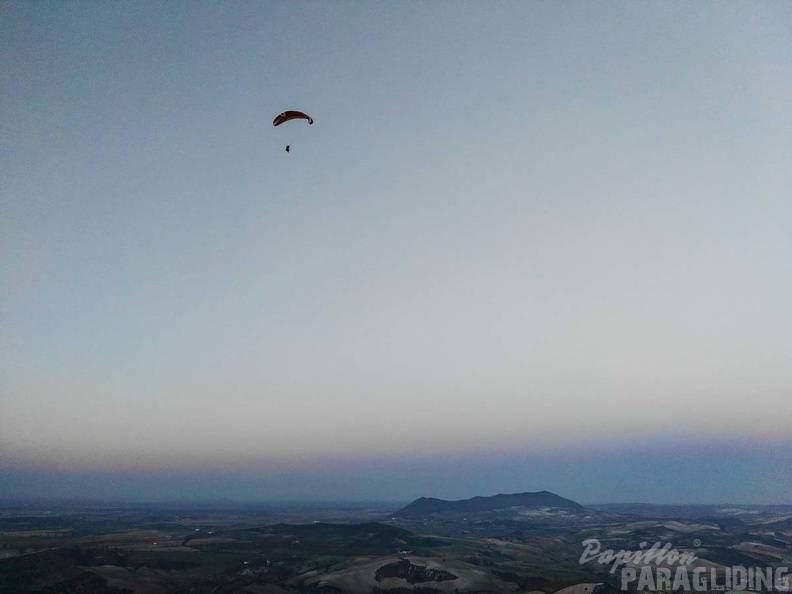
273 110 313 126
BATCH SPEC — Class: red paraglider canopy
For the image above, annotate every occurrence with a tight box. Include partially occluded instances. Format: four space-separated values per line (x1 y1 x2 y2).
273 110 313 126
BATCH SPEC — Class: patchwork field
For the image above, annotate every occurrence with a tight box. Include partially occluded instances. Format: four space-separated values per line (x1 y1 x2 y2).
1 496 790 593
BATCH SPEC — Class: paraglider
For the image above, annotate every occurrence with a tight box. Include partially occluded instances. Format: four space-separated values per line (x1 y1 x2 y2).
273 110 313 127
274 110 313 153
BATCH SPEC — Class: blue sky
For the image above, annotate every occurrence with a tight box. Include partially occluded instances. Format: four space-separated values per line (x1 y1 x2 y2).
2 2 791 503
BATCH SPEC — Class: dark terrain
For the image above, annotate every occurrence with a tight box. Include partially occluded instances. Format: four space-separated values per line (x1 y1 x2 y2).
1 493 790 593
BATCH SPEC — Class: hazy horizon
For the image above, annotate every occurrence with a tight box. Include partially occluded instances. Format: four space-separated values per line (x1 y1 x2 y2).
3 435 790 504
2 2 791 504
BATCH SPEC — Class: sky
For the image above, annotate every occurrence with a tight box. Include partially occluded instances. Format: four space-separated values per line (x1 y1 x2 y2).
2 2 791 504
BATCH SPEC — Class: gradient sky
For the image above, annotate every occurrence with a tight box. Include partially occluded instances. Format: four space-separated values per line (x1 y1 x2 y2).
2 2 791 503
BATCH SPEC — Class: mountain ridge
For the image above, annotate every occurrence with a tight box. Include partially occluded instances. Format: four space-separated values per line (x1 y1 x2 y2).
394 490 583 517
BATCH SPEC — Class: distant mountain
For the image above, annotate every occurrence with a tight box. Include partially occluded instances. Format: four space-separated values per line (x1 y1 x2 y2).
394 491 583 517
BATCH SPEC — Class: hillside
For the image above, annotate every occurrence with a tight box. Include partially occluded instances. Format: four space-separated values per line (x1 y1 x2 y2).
394 490 583 517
